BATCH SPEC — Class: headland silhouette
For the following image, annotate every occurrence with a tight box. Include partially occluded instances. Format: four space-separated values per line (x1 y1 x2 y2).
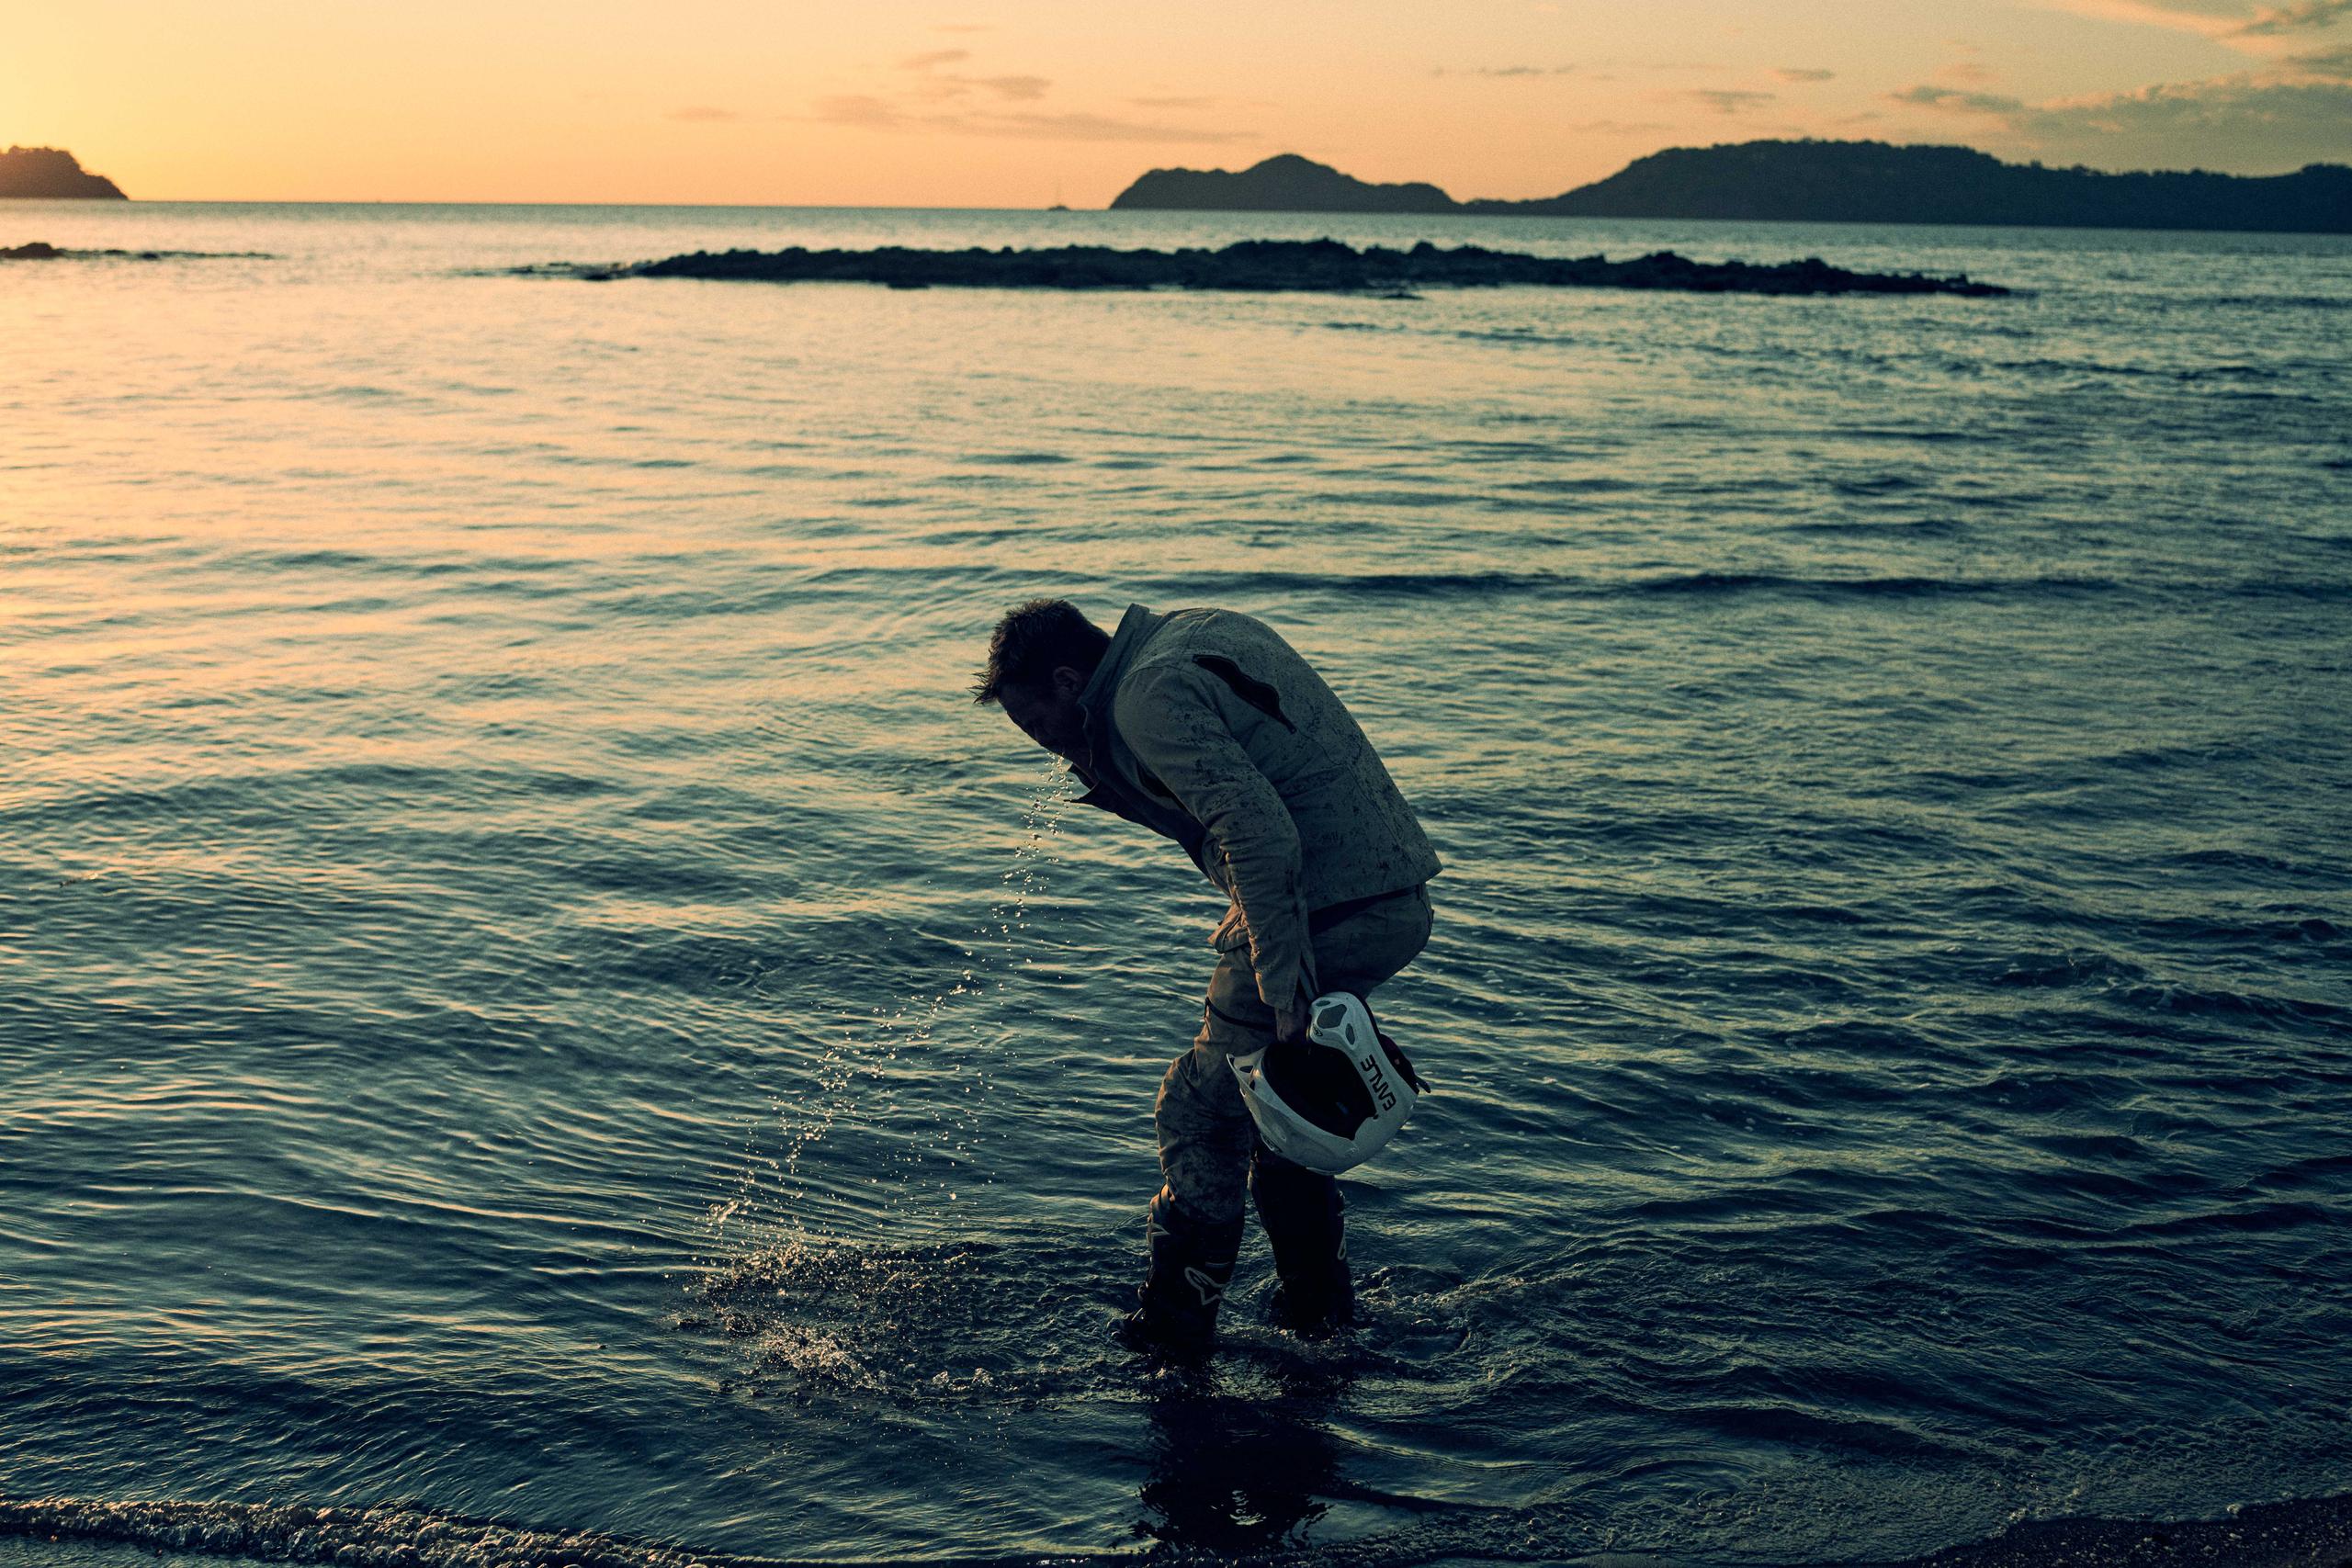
0 147 128 200
1113 141 2352 235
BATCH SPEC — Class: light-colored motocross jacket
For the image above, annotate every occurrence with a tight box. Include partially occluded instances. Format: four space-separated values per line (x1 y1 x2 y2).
1072 604 1441 1010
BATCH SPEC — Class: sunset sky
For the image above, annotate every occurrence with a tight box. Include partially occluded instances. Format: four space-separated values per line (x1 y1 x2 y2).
11 0 2350 204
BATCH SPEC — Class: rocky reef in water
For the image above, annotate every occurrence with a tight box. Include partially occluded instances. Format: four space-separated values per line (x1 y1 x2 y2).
565 238 2007 298
0 146 128 199
2 241 268 261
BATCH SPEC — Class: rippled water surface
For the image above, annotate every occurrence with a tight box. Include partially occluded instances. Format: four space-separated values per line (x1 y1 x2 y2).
3 202 2349 1567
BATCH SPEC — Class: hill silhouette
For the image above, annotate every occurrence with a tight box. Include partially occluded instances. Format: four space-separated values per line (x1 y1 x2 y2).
0 146 128 199
1113 141 2352 235
1114 152 1456 214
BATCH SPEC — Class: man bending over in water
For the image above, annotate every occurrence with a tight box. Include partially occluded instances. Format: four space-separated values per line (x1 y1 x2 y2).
974 599 1441 1353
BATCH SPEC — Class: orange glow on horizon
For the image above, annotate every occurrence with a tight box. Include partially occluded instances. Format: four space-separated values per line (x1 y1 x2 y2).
6 1 2346 204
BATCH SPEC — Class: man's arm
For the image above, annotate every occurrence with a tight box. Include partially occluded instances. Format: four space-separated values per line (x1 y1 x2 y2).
1115 664 1314 1027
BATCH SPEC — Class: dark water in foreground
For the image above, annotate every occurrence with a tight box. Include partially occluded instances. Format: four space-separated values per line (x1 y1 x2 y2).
2 203 2349 1566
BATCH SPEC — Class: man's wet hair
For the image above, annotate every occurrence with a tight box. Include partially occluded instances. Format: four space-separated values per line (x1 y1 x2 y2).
972 598 1109 705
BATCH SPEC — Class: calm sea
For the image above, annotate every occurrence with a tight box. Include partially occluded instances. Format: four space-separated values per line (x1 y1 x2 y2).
2 201 2348 1568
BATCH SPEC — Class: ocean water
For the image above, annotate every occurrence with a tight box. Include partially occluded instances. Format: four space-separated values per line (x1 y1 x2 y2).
2 201 2349 1568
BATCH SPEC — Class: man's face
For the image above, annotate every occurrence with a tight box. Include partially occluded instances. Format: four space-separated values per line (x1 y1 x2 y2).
1001 668 1089 761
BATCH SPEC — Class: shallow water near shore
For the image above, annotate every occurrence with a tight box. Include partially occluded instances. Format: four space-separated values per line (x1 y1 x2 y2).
3 202 2349 1566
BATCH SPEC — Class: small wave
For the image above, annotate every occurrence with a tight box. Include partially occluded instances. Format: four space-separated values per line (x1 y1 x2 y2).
13 1490 2352 1568
1983 949 2148 989
1998 356 2290 383
2164 291 2352 313
1494 476 1638 496
2233 577 2352 601
1778 516 1972 536
1836 425 2000 445
2115 982 2349 1030
1827 473 1928 496
0 1500 771 1568
1623 571 2119 601
1889 1493 2352 1567
1138 568 1570 600
2163 846 2323 877
960 451 1073 466
2238 1151 2352 1202
1135 569 2128 604
1452 328 1578 347
2173 363 2285 382
205 547 575 582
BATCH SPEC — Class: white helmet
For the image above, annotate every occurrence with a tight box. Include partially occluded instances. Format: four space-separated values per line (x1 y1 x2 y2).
1227 992 1421 1175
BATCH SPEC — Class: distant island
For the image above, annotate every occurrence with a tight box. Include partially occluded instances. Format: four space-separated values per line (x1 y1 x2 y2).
0 146 127 200
1116 154 1458 216
537 237 2008 298
1112 142 2352 236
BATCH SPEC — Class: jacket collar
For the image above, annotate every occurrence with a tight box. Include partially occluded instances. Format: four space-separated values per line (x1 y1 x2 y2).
1064 603 1210 873
1077 603 1160 771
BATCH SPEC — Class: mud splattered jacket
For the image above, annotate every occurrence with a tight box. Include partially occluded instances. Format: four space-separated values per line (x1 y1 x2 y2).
1072 604 1442 1010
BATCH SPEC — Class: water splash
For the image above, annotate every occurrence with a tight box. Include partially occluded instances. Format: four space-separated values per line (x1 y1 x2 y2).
704 761 1070 1261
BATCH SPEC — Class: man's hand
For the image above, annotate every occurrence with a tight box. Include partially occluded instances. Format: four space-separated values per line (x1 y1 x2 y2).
1274 995 1311 1046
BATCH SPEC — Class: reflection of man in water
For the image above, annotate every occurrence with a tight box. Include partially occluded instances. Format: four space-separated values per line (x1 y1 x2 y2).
976 599 1441 1353
1136 1380 1342 1550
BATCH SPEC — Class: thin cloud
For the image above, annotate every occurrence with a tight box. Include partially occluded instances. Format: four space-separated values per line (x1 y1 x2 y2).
1437 57 1713 80
820 37 1246 142
1775 67 1837 82
812 95 912 129
807 97 1249 144
1933 39 1999 85
1888 84 2029 113
1433 64 1581 77
967 112 1253 143
2238 0 2352 32
971 73 1050 101
1688 88 1776 112
2019 75 2352 167
665 106 741 123
2034 0 2245 41
2288 40 2352 73
899 48 1049 102
1884 70 2352 170
2037 0 2352 80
